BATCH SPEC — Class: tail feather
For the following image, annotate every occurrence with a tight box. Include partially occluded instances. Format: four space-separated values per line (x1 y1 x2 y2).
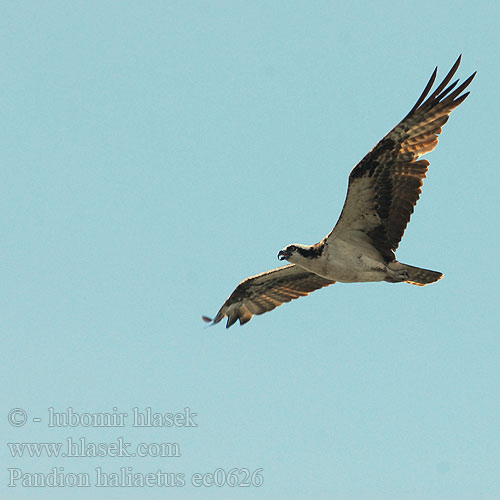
401 263 443 286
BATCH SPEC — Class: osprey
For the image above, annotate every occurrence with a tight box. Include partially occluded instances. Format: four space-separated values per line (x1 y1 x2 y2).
203 56 475 328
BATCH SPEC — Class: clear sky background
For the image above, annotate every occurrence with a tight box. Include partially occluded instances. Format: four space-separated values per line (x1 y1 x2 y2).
2 1 499 499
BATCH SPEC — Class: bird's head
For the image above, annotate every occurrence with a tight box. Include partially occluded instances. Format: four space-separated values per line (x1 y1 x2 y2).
278 243 317 263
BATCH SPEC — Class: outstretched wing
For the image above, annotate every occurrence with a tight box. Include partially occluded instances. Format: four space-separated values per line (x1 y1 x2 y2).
203 264 335 328
328 56 475 262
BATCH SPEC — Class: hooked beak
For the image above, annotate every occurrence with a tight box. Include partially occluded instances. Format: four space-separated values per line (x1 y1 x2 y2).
278 250 291 261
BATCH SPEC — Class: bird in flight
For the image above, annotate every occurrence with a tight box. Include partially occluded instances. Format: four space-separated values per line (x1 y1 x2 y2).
203 56 475 328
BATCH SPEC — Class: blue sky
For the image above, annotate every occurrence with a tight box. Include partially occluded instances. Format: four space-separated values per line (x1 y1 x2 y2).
2 1 499 499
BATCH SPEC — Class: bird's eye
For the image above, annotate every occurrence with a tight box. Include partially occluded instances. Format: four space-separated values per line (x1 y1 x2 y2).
289 245 297 252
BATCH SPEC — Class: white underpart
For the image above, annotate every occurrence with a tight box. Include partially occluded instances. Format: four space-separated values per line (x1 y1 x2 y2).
290 236 394 283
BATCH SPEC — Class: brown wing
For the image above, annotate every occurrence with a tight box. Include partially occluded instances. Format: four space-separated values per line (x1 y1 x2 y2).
202 264 335 328
328 56 475 261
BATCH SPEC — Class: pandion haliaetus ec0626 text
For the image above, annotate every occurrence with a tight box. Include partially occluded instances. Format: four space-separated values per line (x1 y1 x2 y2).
203 56 475 328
